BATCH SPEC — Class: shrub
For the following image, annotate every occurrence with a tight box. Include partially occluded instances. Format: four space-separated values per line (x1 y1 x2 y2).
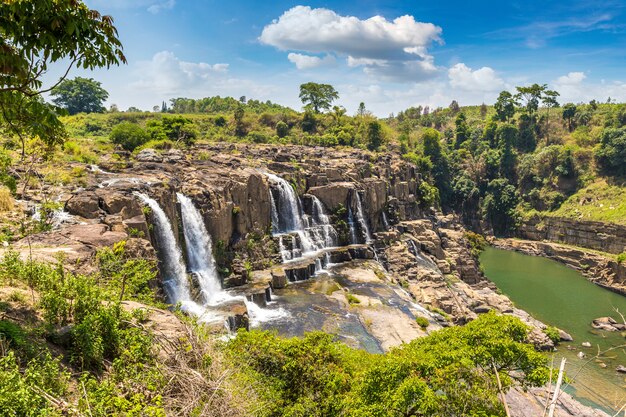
617 252 626 264
346 293 361 304
227 313 549 417
276 121 289 138
0 186 14 211
544 326 560 344
415 316 430 329
110 122 150 151
596 127 626 177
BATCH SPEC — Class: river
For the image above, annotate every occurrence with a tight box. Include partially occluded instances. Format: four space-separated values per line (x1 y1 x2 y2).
480 247 626 413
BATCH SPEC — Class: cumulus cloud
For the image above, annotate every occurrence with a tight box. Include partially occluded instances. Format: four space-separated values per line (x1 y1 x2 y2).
556 71 586 85
132 51 229 94
448 63 505 92
287 53 336 70
550 71 626 104
260 6 442 81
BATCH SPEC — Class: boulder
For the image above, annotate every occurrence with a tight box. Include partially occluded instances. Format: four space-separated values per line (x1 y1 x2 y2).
309 182 354 211
136 148 163 163
559 329 574 342
616 365 626 374
65 191 100 219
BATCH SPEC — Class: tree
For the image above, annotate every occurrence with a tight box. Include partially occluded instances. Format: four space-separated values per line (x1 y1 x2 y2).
50 77 108 115
448 100 460 114
562 103 577 131
515 83 546 116
517 114 537 152
454 113 470 149
479 103 488 118
233 104 246 137
494 91 516 122
110 122 149 151
482 178 519 235
357 102 367 117
595 127 626 177
276 121 289 138
299 82 339 113
542 89 560 143
301 110 317 133
366 120 384 151
0 0 125 156
147 116 198 145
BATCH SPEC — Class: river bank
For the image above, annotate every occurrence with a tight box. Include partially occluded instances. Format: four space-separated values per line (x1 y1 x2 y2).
480 247 626 414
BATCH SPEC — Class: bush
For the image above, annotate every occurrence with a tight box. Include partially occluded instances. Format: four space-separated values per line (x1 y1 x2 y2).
595 127 626 177
415 316 429 329
0 186 14 211
346 293 361 304
110 122 149 151
276 121 289 138
227 313 549 417
544 326 561 344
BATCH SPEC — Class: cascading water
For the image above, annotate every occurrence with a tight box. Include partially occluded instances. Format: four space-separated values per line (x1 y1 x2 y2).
137 192 288 326
407 239 440 271
306 195 338 250
134 192 192 306
177 193 224 304
267 173 304 234
267 173 340 262
354 191 373 244
381 211 390 230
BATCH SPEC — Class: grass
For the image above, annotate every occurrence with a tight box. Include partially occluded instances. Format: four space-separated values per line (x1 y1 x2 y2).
345 293 361 305
415 316 429 329
547 179 626 225
0 187 14 211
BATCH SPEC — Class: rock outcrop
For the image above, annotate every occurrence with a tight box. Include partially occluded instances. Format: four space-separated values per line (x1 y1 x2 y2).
519 215 626 255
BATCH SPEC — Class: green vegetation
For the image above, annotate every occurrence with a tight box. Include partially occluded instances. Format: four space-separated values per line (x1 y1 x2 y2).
549 180 626 224
415 316 429 329
345 293 361 304
544 326 561 344
0 0 125 156
227 313 550 417
51 77 109 115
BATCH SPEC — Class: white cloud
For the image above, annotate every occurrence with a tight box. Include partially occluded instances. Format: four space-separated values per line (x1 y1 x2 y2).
147 0 175 14
555 71 586 85
287 53 336 70
260 6 442 81
448 63 505 92
132 51 229 94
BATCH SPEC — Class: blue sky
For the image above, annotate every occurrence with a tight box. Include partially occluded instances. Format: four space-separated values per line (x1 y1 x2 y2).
45 0 626 115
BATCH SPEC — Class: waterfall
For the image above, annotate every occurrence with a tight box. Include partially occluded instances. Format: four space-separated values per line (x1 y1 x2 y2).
267 173 304 234
267 173 338 262
177 193 224 304
348 205 358 244
381 211 390 230
307 195 338 249
354 191 373 244
407 239 440 271
134 192 191 305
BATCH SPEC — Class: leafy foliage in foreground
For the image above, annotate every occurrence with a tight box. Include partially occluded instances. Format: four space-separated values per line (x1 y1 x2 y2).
228 313 549 417
0 243 166 416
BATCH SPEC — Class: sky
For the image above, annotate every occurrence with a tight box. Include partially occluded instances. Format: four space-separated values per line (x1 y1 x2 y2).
43 0 626 116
